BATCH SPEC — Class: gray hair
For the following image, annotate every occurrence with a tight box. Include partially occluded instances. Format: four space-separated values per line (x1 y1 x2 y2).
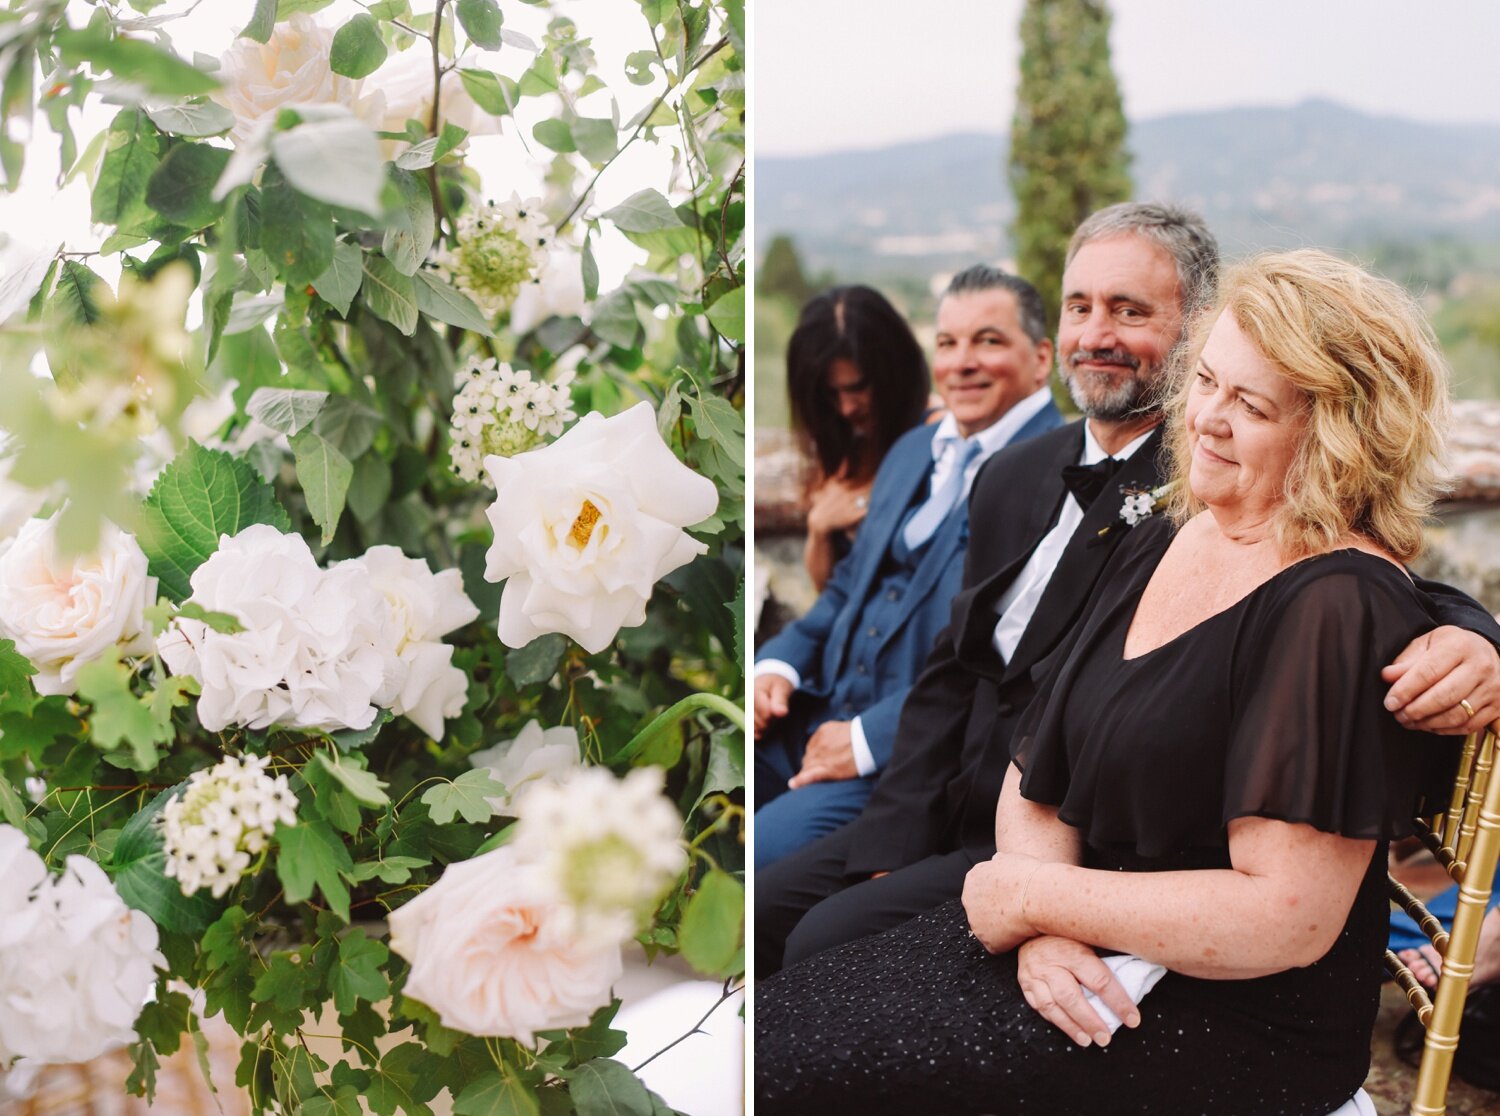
1066 202 1220 319
941 265 1049 345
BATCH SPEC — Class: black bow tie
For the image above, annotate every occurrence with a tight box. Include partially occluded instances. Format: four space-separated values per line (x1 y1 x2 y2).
1060 458 1123 511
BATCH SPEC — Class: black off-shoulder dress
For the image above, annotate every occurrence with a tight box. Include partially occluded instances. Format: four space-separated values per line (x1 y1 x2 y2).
755 516 1453 1115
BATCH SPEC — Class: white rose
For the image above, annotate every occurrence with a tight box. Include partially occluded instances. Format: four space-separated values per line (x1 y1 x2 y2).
212 13 385 144
157 525 387 732
468 720 581 814
483 403 719 654
337 546 479 739
0 516 156 695
509 248 588 335
374 49 503 148
0 832 165 1067
388 845 622 1045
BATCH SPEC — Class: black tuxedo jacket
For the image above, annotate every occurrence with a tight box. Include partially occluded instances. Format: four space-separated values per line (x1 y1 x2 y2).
843 418 1500 877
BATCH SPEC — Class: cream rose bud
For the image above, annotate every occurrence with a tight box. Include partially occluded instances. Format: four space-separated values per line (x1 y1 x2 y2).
388 845 622 1045
211 13 385 144
483 402 719 654
0 516 156 695
468 720 581 813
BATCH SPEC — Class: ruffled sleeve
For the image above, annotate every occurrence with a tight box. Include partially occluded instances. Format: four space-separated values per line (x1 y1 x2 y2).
1221 557 1455 839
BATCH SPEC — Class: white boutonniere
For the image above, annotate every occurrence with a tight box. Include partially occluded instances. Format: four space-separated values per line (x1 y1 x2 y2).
1097 481 1176 539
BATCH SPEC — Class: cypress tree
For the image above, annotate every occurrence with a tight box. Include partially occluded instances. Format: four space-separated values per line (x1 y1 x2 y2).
1008 0 1132 330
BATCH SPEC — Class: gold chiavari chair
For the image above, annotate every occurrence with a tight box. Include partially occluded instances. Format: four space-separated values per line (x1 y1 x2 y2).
1385 725 1500 1116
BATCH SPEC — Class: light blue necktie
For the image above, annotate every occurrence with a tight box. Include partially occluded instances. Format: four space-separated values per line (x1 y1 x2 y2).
902 438 982 550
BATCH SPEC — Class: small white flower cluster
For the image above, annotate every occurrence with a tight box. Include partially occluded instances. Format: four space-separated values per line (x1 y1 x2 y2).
434 195 551 316
388 761 687 1044
0 825 164 1069
448 356 577 483
157 526 477 735
159 754 298 898
512 765 688 947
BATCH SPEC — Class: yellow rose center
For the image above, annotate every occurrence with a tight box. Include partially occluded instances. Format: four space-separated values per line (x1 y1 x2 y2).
569 500 602 548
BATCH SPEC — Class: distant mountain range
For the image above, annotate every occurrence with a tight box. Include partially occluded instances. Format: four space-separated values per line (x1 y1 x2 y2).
757 99 1500 283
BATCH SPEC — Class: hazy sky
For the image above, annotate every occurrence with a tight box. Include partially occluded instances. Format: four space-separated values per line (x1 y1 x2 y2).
754 1 1500 156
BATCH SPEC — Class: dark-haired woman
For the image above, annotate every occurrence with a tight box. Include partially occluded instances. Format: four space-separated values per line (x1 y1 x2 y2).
787 286 931 589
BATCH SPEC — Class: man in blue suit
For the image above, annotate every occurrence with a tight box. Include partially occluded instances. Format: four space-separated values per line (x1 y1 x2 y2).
753 266 1065 868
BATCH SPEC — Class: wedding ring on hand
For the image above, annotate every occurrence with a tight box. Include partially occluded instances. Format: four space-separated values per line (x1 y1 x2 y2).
1461 698 1477 720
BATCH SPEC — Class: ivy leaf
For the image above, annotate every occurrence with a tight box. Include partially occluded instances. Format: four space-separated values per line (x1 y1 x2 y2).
314 750 390 807
330 928 390 1015
290 428 354 546
414 271 494 335
275 820 353 921
304 1086 364 1116
328 707 393 753
138 442 291 601
367 1043 438 1116
453 1070 538 1116
457 0 504 49
145 143 229 228
382 167 435 276
313 241 364 317
601 189 683 233
330 14 388 78
704 286 744 343
0 771 29 830
247 387 329 436
0 638 36 701
110 787 219 933
420 769 502 825
74 650 165 768
0 696 81 762
570 1059 653 1116
540 1002 627 1067
678 869 743 975
347 854 428 884
362 255 419 335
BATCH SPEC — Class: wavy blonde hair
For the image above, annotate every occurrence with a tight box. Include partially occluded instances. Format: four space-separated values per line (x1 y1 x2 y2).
1164 249 1450 561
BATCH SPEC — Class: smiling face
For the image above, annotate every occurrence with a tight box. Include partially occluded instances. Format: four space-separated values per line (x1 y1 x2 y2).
932 289 1053 437
1184 312 1308 519
1058 234 1184 420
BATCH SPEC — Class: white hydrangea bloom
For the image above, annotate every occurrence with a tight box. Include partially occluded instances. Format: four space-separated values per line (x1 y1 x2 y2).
0 516 157 695
511 765 687 946
433 195 551 315
159 754 298 898
468 720 581 814
156 525 388 731
336 546 479 739
447 356 576 484
0 826 165 1068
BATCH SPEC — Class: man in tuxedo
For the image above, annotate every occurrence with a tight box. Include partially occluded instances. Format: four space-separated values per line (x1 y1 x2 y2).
758 201 1500 973
753 267 1064 868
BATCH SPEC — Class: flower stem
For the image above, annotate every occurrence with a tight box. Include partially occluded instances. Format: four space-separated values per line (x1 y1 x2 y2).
616 692 745 764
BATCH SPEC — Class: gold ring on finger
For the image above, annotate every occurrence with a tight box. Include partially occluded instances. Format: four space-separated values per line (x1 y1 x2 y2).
1461 698 1477 720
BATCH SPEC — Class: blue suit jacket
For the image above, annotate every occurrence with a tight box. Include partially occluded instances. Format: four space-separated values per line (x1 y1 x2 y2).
757 401 1064 768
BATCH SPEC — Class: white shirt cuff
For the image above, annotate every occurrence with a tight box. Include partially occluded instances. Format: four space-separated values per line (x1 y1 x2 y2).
754 660 801 689
849 716 877 776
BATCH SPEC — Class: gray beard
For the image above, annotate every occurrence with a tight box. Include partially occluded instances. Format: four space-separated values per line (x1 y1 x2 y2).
1063 365 1157 421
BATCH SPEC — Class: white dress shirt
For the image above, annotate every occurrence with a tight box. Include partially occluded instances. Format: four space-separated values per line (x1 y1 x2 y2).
991 423 1155 661
756 387 1058 777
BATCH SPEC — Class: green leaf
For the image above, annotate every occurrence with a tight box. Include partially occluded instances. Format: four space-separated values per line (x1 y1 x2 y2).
312 241 364 317
110 787 219 933
458 69 518 117
242 0 278 42
138 442 291 601
533 118 575 154
92 109 160 227
314 751 390 807
304 1087 364 1116
454 1071 538 1116
590 289 640 348
704 286 744 343
420 769 502 825
413 271 493 334
271 115 385 217
331 14 388 78
146 100 235 137
56 29 218 97
328 708 393 753
290 428 354 546
278 0 336 12
347 854 428 884
135 988 191 1056
678 869 743 975
540 1002 627 1067
457 0 504 49
315 396 381 458
74 650 164 768
362 255 419 335
600 189 683 233
0 771 29 831
571 118 618 164
570 1059 653 1116
45 260 104 331
145 143 228 228
347 453 393 522
275 820 353 921
581 234 599 301
435 121 470 160
366 1042 437 1116
623 50 656 85
246 387 328 435
382 167 435 276
504 633 566 686
260 165 335 286
330 928 390 1015
395 138 440 170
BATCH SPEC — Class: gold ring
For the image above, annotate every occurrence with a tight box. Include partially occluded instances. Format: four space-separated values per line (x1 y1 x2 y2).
1461 698 1477 720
